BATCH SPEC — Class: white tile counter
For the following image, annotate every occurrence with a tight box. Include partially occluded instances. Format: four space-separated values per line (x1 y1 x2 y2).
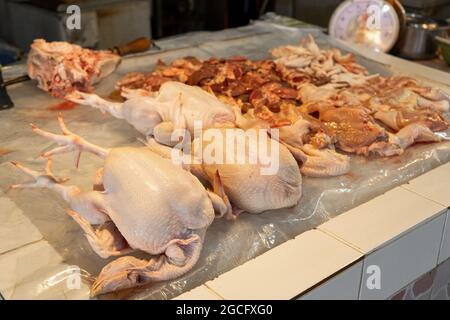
1 162 448 300
298 260 363 300
318 187 445 254
401 162 450 208
400 162 450 265
0 240 89 300
358 213 446 299
175 162 450 300
173 286 222 300
439 212 450 264
0 195 42 255
204 230 362 300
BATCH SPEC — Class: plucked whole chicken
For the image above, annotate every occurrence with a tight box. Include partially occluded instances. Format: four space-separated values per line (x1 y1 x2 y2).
68 82 303 217
10 116 232 296
147 127 303 218
69 81 302 218
192 128 302 215
67 81 236 146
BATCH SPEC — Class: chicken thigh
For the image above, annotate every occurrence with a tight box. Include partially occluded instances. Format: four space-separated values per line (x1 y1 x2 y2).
10 116 226 296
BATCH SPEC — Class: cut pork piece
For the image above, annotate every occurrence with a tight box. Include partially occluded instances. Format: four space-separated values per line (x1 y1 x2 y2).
27 39 121 98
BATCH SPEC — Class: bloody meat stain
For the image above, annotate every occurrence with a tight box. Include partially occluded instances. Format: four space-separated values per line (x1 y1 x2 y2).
108 89 125 102
47 101 77 111
0 148 13 156
345 171 355 179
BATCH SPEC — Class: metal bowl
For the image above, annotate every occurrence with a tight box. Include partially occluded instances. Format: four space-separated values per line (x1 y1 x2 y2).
394 13 449 60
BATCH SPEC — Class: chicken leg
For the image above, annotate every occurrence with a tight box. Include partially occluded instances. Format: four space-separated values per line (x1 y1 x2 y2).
9 160 131 259
66 91 124 119
31 115 110 167
67 210 132 259
67 91 163 138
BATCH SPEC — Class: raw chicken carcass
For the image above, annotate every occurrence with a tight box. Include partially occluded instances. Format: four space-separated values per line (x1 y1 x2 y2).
28 39 121 98
68 81 236 146
300 85 443 156
10 116 230 296
318 106 388 155
194 130 302 215
146 127 302 218
72 81 303 214
333 77 450 133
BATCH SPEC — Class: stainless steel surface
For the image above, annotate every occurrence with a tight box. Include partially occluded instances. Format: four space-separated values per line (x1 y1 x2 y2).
395 13 449 60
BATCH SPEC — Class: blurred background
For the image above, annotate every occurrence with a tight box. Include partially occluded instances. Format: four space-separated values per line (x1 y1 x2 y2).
0 0 449 64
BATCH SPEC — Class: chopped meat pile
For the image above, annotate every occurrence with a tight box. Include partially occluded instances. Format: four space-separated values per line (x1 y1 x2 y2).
114 34 449 168
116 56 203 92
116 56 301 127
27 39 121 98
272 34 376 89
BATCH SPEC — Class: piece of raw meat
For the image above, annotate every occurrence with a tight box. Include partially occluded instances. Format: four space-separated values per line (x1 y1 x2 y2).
27 39 121 98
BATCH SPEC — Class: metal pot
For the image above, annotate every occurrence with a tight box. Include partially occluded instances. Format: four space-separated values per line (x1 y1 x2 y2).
394 13 449 60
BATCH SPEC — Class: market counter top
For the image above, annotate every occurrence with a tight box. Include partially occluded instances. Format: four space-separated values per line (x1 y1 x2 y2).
0 17 449 300
177 162 450 300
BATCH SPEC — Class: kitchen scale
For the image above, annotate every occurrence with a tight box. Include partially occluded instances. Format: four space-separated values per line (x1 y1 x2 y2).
329 0 406 52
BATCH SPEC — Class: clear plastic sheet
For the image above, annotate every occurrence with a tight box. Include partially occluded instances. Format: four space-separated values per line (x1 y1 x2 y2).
0 20 449 300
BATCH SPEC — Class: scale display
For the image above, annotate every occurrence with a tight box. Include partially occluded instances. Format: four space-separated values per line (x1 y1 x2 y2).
329 0 401 52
